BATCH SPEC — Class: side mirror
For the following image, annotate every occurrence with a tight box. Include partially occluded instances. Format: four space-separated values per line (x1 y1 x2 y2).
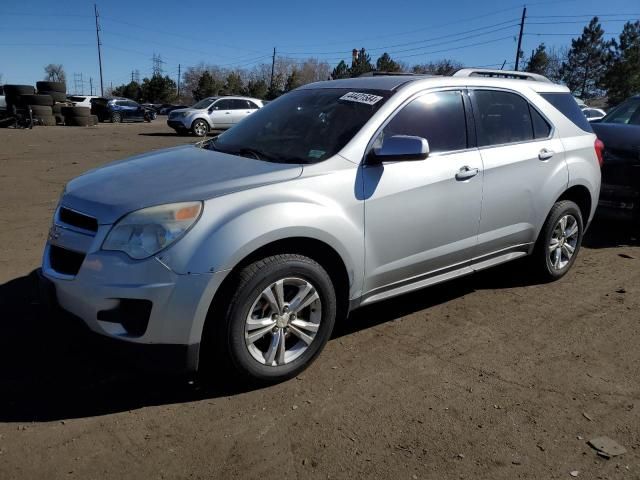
369 135 429 163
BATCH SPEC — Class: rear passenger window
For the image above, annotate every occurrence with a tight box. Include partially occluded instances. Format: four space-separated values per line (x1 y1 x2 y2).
530 106 551 139
380 90 467 153
473 90 534 146
540 93 593 132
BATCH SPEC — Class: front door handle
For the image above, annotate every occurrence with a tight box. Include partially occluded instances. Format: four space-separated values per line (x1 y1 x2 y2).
538 148 554 160
455 166 479 181
225 111 231 115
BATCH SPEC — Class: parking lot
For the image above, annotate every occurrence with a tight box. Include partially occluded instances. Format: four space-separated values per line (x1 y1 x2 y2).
0 122 638 479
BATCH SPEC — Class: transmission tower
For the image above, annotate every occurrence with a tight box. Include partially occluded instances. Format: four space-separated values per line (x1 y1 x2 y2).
151 53 165 76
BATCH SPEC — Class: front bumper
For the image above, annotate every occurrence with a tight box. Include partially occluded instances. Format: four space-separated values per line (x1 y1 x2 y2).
41 208 228 371
167 118 189 130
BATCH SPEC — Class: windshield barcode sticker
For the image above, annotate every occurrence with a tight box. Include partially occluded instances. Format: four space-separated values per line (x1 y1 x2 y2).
339 92 383 105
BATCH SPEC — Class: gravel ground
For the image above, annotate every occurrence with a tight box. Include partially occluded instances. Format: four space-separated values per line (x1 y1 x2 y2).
0 122 638 479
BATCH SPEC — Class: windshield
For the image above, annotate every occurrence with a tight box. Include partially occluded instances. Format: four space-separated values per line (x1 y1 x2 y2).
192 98 216 109
602 98 640 125
207 88 392 163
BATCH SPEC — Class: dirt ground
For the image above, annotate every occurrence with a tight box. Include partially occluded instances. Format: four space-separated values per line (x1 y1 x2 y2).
0 122 638 480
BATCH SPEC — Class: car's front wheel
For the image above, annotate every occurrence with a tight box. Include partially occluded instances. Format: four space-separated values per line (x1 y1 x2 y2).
210 254 337 384
191 119 209 137
533 200 584 281
111 112 122 123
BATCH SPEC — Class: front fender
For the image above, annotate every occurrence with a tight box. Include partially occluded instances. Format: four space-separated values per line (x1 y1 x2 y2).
158 186 365 297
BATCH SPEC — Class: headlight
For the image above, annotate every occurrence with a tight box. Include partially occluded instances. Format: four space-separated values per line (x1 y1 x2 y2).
102 202 202 259
173 111 188 118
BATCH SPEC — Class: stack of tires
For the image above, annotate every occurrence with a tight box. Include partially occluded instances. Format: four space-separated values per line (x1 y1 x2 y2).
20 93 56 126
36 81 69 125
2 84 35 112
61 106 97 126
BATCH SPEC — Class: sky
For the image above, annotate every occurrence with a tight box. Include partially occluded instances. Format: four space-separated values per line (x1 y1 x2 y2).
1 0 638 94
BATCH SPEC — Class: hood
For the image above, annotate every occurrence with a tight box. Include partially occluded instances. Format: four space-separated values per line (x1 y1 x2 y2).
62 145 303 224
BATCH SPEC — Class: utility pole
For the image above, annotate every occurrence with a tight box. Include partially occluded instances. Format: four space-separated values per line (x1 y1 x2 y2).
131 70 135 83
514 6 527 71
177 63 181 99
269 47 276 91
94 4 104 95
89 77 93 95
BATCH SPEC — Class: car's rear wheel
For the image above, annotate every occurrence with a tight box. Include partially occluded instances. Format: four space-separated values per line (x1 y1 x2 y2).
111 112 122 123
208 254 337 384
191 119 209 137
532 200 583 281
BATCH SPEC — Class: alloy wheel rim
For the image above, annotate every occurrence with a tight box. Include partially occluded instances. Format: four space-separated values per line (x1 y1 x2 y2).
548 214 579 270
244 277 321 366
194 121 207 136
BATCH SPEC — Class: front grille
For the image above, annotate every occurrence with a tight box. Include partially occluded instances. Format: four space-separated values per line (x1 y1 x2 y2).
49 245 86 276
59 207 98 232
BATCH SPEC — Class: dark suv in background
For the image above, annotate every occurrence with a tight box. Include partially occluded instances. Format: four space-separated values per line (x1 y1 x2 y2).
591 95 640 220
91 98 153 123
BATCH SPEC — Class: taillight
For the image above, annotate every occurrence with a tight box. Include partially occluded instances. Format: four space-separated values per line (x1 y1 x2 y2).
594 138 604 167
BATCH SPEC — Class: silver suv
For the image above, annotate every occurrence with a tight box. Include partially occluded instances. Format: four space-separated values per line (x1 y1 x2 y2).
41 70 601 383
167 96 264 136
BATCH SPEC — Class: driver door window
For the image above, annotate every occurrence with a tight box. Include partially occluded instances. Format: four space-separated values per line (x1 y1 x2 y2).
378 90 468 153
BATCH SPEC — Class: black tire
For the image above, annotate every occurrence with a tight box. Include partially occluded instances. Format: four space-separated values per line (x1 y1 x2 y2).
52 103 70 114
28 105 53 116
191 119 209 137
89 115 99 126
55 114 65 125
207 254 337 384
38 91 67 103
111 112 122 123
532 200 584 281
3 85 35 97
35 115 57 126
61 106 90 117
36 81 66 93
19 94 53 107
65 116 92 127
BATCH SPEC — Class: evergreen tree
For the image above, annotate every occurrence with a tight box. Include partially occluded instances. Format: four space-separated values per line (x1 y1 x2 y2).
331 60 350 79
350 48 373 77
245 79 268 99
221 71 244 95
285 69 302 91
601 21 640 105
376 52 402 72
560 17 613 99
112 81 142 101
192 71 221 100
525 44 550 76
140 74 177 103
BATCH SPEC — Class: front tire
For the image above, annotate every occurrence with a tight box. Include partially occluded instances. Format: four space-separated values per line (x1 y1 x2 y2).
191 119 209 137
111 112 122 123
532 200 584 281
210 254 337 384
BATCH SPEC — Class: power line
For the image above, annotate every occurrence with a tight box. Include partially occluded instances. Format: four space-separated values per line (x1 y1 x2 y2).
279 19 520 56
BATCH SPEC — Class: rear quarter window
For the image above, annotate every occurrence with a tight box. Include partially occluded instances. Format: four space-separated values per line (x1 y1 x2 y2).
540 93 593 133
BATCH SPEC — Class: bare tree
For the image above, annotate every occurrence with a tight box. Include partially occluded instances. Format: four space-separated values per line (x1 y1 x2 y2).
44 64 66 84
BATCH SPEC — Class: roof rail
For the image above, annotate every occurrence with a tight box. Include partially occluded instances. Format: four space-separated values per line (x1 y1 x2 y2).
453 68 554 84
359 71 435 77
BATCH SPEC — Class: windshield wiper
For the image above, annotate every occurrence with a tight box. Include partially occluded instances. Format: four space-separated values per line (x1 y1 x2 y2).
236 148 278 162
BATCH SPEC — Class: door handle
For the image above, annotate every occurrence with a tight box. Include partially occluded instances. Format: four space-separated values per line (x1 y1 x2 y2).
225 112 231 115
538 148 554 160
455 166 479 181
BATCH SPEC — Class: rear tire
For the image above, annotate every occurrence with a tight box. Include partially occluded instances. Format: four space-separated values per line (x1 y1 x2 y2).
206 254 337 384
532 200 584 281
111 112 122 123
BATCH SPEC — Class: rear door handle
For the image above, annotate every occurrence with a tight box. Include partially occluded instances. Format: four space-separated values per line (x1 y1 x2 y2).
455 166 479 181
538 148 554 160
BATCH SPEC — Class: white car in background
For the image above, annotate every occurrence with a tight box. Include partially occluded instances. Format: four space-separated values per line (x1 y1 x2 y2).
167 96 265 136
582 107 606 122
67 95 100 109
